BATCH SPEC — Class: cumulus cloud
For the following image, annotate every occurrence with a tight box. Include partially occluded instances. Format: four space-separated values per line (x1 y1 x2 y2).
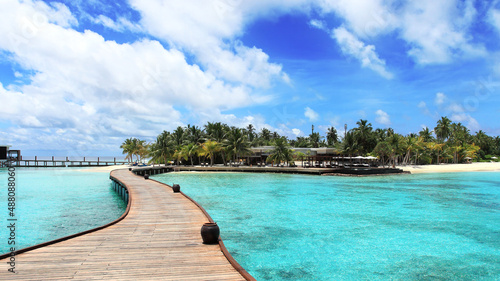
435 92 446 105
375 109 391 126
304 107 319 122
128 0 290 89
0 0 273 154
399 0 486 64
317 0 485 65
292 128 302 136
317 0 397 38
332 26 393 79
0 0 495 154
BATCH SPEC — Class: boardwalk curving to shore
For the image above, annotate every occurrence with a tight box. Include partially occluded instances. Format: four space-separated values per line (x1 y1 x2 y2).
0 169 248 280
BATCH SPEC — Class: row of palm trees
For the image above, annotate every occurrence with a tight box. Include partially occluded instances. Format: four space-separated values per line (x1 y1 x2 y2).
120 117 499 166
349 117 497 166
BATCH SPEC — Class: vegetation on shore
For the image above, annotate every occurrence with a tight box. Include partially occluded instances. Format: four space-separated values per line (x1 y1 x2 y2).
120 117 500 166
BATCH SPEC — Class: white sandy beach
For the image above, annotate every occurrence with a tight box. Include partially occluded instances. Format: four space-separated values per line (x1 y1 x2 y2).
397 162 500 174
78 164 131 173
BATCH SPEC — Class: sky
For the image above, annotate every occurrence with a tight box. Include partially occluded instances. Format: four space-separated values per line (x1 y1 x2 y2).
1 0 500 156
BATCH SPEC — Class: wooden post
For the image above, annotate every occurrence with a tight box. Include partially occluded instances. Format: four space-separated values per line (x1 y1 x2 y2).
35 156 37 161
114 157 116 165
98 157 100 165
52 156 54 161
84 157 86 162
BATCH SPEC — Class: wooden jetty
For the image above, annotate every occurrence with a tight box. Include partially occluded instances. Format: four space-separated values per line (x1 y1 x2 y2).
6 156 129 167
0 169 251 280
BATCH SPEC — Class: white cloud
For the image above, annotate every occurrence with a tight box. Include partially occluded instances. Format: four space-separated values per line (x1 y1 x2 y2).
418 101 433 117
317 0 397 38
447 103 465 113
292 128 302 136
128 0 290 89
435 92 446 105
317 0 485 65
309 19 327 31
0 0 276 154
490 8 500 34
451 113 480 132
304 107 319 122
91 15 142 33
400 0 486 64
332 26 393 79
375 109 391 126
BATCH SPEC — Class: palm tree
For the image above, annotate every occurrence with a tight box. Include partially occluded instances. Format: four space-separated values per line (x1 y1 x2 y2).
449 122 470 147
224 128 252 163
172 126 185 146
120 138 135 163
402 135 419 165
181 143 198 166
419 127 434 142
267 137 292 166
353 119 374 155
292 136 309 147
120 138 147 162
173 148 187 165
387 133 401 167
474 130 494 156
246 124 256 143
201 140 221 166
464 143 481 160
148 131 174 164
427 142 445 164
373 141 391 167
205 122 227 142
435 116 452 143
309 132 322 148
342 131 357 157
205 122 229 165
259 128 271 145
186 124 203 145
326 127 338 146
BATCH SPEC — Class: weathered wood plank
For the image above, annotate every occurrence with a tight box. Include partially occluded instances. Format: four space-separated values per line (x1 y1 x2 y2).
0 169 247 280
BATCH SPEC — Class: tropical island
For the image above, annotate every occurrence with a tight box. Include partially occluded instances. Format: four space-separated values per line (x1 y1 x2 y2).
120 116 500 171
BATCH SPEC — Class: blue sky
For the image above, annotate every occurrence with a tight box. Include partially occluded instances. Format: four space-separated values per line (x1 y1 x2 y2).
1 0 500 156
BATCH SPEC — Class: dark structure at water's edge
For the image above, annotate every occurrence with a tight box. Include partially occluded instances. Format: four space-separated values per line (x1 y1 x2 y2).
130 165 407 176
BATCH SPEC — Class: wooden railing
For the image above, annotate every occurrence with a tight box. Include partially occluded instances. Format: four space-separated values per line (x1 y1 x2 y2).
4 156 129 167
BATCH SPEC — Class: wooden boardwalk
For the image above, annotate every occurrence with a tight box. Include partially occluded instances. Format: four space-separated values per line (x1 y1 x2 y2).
0 169 248 280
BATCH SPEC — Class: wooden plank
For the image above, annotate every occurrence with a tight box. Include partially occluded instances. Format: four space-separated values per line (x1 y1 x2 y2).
0 169 247 280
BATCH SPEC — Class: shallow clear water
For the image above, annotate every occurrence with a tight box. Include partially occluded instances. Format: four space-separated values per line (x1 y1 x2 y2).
153 172 500 280
0 168 126 254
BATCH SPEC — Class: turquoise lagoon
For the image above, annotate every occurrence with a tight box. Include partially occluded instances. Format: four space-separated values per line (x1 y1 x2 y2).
153 172 500 280
0 168 126 254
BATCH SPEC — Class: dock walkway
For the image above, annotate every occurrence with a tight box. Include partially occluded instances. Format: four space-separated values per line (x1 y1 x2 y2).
0 169 247 280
